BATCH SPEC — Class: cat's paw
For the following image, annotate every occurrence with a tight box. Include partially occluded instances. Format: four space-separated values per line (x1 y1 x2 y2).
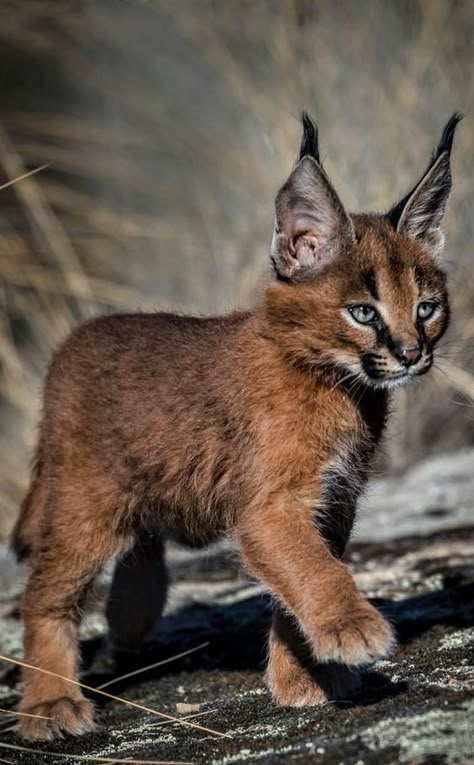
267 656 329 707
267 625 362 707
311 600 396 666
19 696 96 741
267 658 361 706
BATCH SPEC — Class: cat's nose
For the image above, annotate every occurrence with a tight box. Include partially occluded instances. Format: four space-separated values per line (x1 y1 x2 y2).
393 343 421 367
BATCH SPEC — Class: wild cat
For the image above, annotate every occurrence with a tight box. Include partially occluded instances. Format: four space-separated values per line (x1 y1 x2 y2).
12 111 459 740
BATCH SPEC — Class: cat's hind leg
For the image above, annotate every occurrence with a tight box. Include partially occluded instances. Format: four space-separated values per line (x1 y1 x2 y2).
106 529 168 651
19 499 126 740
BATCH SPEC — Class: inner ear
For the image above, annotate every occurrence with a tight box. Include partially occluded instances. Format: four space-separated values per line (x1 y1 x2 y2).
291 233 322 270
271 157 354 282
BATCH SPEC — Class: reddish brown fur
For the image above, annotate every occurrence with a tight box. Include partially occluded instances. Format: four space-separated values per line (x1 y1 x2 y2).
12 120 455 740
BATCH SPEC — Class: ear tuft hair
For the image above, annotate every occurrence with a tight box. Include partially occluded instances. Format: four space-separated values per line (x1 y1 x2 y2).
433 112 463 159
386 113 462 230
299 111 320 163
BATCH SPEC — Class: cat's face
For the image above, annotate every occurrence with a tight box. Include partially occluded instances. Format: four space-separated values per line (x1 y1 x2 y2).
264 217 450 390
325 216 450 390
267 113 458 390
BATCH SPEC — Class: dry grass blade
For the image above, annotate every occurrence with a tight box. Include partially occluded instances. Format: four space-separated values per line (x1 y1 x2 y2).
97 642 210 690
0 261 171 312
0 654 230 739
0 124 93 306
0 725 16 734
0 707 52 721
0 162 49 192
146 709 215 729
0 741 190 765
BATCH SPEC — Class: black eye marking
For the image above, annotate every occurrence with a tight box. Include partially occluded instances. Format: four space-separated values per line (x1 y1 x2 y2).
374 319 396 354
363 268 379 300
389 254 403 284
414 264 426 291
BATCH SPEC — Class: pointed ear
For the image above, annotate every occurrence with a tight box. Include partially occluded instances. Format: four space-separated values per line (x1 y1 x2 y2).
271 114 355 282
386 114 462 258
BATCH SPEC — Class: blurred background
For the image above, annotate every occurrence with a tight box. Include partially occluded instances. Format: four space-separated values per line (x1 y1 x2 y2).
0 0 473 539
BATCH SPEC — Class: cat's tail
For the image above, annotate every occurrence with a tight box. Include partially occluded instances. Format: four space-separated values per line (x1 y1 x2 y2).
10 448 46 561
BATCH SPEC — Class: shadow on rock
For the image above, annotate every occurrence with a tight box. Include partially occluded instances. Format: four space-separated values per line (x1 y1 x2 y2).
7 570 473 702
376 572 474 644
83 591 272 697
82 555 474 705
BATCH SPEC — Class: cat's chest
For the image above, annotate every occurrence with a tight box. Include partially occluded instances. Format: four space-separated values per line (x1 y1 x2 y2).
313 443 375 558
321 447 370 505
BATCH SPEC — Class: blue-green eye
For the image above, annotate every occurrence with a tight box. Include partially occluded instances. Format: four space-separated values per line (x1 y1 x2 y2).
417 302 437 320
349 304 378 325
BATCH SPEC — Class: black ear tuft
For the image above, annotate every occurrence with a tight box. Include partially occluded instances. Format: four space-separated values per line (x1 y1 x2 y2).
386 113 462 229
433 112 463 160
299 111 320 163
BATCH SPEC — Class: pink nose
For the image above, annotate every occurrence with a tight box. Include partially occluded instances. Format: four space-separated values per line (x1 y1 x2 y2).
394 344 421 367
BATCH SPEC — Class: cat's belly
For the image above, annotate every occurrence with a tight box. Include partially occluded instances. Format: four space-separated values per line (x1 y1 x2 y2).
160 500 232 549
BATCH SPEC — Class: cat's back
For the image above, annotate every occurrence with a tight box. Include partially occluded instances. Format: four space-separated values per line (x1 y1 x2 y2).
47 310 247 390
38 310 251 447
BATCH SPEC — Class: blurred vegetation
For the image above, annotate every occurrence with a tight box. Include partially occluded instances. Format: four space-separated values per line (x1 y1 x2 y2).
0 0 473 537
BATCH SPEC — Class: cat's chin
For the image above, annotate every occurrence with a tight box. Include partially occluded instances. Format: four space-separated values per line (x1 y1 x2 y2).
354 371 413 391
376 375 413 391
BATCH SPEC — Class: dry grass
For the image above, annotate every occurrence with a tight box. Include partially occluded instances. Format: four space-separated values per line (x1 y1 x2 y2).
0 652 230 738
0 707 52 721
0 742 190 765
96 641 210 690
0 0 473 536
0 164 49 192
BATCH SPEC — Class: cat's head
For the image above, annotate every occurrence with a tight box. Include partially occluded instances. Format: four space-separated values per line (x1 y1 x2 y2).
265 112 461 390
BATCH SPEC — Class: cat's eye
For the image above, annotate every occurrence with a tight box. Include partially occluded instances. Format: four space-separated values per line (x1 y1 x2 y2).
348 304 378 325
417 302 437 321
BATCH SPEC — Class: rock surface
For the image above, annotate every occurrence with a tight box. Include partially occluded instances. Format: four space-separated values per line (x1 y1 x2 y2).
0 449 473 764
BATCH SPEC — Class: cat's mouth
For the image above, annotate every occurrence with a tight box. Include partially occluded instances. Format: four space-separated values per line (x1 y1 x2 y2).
360 353 433 390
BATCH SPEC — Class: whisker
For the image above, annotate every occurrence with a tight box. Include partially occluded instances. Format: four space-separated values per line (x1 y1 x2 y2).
435 349 474 362
328 370 359 394
436 358 474 373
432 364 474 402
346 373 365 400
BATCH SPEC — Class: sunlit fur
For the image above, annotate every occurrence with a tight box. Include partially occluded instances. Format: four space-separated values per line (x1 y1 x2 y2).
12 114 457 741
264 213 449 392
